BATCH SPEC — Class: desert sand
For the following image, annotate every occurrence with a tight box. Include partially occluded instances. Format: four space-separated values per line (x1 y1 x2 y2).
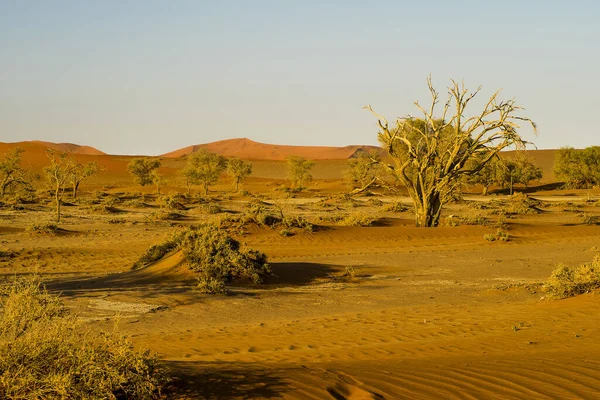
1 140 599 399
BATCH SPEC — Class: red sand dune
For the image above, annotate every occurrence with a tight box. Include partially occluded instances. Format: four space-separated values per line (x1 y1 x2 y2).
0 140 106 156
161 138 383 160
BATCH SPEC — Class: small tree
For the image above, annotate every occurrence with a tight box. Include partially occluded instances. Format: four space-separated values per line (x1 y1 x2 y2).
227 158 253 192
344 150 382 193
127 158 161 188
44 150 77 222
466 155 502 195
70 161 99 199
151 170 165 195
0 148 29 197
553 146 600 189
366 78 536 227
286 156 314 189
183 150 227 195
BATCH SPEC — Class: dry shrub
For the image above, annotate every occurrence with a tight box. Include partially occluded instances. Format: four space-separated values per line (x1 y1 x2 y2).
445 213 487 227
180 224 271 294
282 215 314 232
0 277 167 399
107 217 127 224
337 212 376 227
544 255 600 299
198 202 223 214
382 202 408 213
146 210 184 221
581 213 600 225
158 193 187 210
26 222 59 235
244 201 281 227
499 193 541 215
122 199 148 209
484 228 510 242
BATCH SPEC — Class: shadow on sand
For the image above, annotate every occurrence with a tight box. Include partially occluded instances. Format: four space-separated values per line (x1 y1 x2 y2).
165 361 288 399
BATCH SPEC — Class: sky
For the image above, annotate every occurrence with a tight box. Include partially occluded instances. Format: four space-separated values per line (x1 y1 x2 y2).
1 1 599 155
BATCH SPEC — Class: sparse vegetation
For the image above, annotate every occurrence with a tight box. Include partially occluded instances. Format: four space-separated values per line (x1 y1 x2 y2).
544 255 600 299
0 276 167 399
0 148 30 198
26 222 60 235
182 150 227 195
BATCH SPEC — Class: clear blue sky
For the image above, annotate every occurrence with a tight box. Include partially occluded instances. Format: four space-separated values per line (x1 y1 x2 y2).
1 1 598 155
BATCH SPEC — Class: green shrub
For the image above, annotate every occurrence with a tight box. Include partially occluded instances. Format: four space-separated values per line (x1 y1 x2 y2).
544 255 600 299
0 277 167 399
180 224 271 294
244 202 281 227
282 215 314 232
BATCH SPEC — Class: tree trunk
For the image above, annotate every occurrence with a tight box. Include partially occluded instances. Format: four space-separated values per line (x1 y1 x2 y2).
482 185 489 196
235 180 239 192
73 182 80 199
414 192 443 227
203 183 209 195
55 187 61 222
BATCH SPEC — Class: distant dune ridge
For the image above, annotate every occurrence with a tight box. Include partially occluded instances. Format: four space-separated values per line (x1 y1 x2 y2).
160 138 383 160
0 140 106 156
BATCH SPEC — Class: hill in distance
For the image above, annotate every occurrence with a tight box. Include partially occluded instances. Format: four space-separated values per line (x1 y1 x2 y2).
0 140 106 156
161 138 383 160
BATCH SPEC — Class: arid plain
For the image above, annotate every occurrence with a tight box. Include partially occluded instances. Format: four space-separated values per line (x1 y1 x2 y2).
1 139 599 399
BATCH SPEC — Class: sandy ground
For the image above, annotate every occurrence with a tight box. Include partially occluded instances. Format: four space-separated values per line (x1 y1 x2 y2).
1 175 600 399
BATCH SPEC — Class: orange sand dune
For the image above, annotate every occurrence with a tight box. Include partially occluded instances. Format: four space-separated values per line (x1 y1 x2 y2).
0 140 106 156
161 138 383 160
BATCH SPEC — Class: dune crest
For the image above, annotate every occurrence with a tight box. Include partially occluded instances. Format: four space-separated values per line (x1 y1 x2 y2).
161 138 383 160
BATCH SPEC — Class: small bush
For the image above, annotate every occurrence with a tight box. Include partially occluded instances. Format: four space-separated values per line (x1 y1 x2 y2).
339 212 376 227
279 228 294 237
282 215 314 232
581 213 600 225
544 255 600 299
158 193 187 210
26 222 59 235
180 224 271 294
445 213 487 227
244 202 281 227
0 277 167 398
484 228 510 242
367 198 383 207
107 217 127 224
146 210 184 221
382 202 408 213
199 202 223 214
502 193 541 215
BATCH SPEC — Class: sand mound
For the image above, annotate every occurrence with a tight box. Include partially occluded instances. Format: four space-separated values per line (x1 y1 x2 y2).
161 138 383 160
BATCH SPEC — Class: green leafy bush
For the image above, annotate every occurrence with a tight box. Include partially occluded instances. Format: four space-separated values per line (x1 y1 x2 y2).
180 224 271 294
0 277 167 399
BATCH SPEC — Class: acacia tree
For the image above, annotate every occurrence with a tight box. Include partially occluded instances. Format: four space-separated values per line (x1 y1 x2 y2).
344 150 382 193
366 78 536 227
227 158 252 192
127 158 161 188
70 161 99 199
44 150 77 222
497 155 542 193
286 156 314 189
553 146 600 188
466 155 503 195
184 150 227 195
0 148 29 197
